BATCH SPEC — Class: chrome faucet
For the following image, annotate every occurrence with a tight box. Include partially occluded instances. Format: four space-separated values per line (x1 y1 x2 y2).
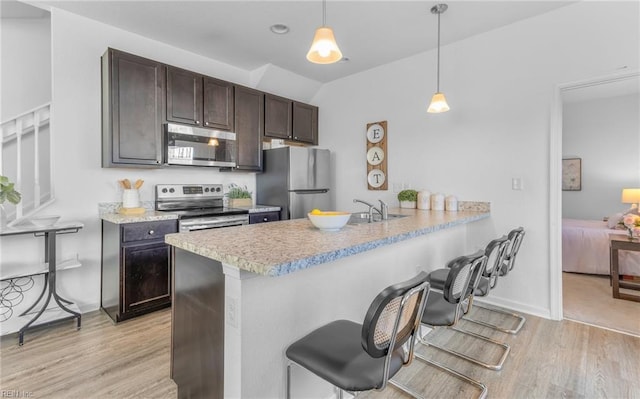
353 199 388 221
378 200 388 220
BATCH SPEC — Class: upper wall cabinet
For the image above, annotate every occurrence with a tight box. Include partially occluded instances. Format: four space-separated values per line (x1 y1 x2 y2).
166 66 202 126
166 67 235 131
203 77 234 131
264 94 292 140
265 96 319 145
292 102 318 145
102 48 165 167
234 86 264 171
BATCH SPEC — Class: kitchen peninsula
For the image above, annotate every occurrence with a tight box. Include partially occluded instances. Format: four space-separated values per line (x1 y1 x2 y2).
165 206 490 398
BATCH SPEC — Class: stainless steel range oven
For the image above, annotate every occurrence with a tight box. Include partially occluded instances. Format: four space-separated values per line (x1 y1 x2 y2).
155 184 249 232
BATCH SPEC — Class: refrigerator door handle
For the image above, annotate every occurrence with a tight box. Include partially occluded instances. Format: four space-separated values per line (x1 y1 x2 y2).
289 189 330 194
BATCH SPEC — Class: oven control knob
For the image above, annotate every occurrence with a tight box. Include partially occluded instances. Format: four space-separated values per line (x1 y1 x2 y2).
205 187 210 192
216 187 221 192
169 188 175 193
162 188 168 193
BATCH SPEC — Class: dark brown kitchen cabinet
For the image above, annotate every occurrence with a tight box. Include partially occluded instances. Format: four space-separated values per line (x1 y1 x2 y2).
166 67 235 131
249 211 280 224
101 219 177 323
101 48 165 167
292 102 318 145
264 94 292 140
166 66 202 126
234 86 264 171
203 77 234 131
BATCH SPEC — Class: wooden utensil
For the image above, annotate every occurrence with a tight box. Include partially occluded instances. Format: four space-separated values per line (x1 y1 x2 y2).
134 179 144 189
123 179 131 189
119 180 127 189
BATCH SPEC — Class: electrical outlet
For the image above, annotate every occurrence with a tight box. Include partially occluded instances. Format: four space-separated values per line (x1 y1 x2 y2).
226 296 238 328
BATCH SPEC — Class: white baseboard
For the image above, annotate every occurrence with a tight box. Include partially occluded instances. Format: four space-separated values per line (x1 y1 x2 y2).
474 295 551 320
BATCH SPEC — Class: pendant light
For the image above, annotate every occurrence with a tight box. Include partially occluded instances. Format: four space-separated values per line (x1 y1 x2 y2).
306 0 343 64
427 3 450 113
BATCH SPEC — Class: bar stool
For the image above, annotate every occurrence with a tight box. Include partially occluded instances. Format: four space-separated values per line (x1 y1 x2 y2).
466 227 526 334
420 247 511 371
412 251 490 399
284 272 430 398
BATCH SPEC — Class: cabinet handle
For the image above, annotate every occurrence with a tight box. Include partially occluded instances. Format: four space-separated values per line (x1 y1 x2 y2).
294 137 298 140
148 230 155 235
195 120 200 124
263 217 268 222
205 122 209 126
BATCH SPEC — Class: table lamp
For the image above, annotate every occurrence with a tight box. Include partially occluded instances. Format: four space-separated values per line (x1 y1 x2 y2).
621 188 640 209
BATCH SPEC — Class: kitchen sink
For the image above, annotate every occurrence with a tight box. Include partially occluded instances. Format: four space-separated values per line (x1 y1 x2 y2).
348 212 409 225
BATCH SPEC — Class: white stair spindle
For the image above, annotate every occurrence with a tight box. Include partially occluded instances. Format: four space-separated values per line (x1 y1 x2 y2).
15 118 23 220
34 110 41 208
0 125 4 176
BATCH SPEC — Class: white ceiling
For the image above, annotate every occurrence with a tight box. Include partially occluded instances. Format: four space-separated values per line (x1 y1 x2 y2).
10 1 573 83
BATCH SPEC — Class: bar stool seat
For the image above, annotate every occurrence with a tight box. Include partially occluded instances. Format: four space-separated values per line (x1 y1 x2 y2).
286 320 405 392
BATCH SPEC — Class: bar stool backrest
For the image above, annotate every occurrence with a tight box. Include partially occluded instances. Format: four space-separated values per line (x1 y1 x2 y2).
443 251 486 304
361 272 430 360
502 227 525 275
484 236 510 289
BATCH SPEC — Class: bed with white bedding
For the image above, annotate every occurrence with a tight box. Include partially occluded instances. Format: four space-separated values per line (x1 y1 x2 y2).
562 218 640 276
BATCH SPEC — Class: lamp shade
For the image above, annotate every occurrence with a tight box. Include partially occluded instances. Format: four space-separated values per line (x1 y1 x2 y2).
427 92 450 113
306 27 342 64
622 188 640 204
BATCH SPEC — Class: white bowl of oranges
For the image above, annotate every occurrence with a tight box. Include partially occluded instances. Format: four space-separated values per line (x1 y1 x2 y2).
307 209 351 231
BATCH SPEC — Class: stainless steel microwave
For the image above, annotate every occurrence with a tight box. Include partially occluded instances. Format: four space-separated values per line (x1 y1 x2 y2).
165 123 236 167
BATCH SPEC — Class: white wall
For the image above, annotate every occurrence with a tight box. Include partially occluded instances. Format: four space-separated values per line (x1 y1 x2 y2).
562 93 640 220
312 1 640 317
1 8 318 314
1 16 51 120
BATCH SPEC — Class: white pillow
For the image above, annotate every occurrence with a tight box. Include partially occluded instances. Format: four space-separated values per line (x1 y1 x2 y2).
607 212 623 229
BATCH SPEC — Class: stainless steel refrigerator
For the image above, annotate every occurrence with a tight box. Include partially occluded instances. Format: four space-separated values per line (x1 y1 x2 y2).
256 147 332 220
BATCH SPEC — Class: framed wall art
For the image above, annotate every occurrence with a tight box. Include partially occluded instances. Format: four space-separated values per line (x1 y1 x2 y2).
366 121 388 190
562 158 581 191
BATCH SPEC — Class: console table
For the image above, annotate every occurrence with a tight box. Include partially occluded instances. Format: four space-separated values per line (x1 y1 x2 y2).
0 221 83 345
609 234 640 302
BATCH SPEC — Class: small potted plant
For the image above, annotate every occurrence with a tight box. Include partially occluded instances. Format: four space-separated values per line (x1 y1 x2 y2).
0 175 22 226
226 183 252 208
397 189 418 209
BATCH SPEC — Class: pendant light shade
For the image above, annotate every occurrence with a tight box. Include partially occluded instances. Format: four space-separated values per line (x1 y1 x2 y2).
427 4 450 113
427 92 450 113
307 0 343 64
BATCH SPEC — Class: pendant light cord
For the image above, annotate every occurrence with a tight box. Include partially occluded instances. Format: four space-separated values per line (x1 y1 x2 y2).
322 0 326 26
436 10 441 93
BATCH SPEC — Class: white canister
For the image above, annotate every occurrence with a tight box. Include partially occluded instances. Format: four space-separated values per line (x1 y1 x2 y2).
431 193 445 211
122 189 140 208
445 195 458 212
417 190 431 210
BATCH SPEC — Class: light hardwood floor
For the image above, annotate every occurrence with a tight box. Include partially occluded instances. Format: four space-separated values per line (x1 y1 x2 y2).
1 306 639 398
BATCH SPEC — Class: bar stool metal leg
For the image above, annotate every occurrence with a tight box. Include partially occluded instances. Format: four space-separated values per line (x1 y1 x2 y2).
463 303 526 334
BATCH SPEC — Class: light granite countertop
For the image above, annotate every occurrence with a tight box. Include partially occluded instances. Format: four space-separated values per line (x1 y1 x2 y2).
100 211 178 224
165 208 490 277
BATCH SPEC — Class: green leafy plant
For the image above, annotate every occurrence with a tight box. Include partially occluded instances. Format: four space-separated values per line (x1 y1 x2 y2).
397 189 418 202
226 183 252 199
0 175 21 205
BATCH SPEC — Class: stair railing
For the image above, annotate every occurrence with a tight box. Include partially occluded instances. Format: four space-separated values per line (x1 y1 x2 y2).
0 103 54 226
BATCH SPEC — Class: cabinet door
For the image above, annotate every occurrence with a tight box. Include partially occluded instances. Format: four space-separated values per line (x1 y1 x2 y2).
122 241 171 313
166 66 202 126
292 102 318 145
264 94 292 140
234 86 264 171
102 48 164 167
203 77 234 131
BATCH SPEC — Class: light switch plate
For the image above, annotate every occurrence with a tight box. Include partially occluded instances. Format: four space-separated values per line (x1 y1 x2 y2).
512 178 523 190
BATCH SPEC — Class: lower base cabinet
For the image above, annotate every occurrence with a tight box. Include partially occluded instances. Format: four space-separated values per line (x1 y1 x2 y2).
101 219 177 322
